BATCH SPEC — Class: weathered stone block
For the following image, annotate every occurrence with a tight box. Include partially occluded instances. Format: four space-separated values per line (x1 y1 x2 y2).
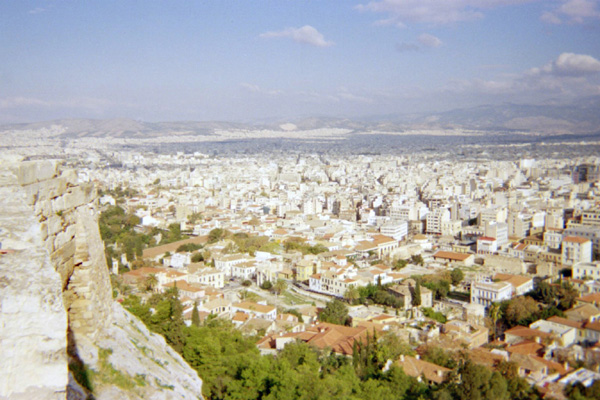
46 215 64 236
15 160 58 185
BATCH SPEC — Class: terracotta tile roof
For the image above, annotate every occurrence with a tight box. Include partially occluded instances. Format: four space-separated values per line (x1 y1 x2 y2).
547 316 584 330
396 356 450 384
584 320 600 332
578 292 600 304
505 326 551 341
493 273 532 288
563 236 590 244
506 340 545 356
432 251 472 261
233 301 276 314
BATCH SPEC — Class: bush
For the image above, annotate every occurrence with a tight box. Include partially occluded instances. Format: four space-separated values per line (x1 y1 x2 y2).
260 280 273 290
242 280 252 287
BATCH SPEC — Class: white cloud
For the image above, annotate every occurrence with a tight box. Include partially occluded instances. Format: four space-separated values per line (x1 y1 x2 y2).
446 53 600 100
532 52 600 76
356 0 535 26
418 33 443 48
259 25 334 47
541 0 600 24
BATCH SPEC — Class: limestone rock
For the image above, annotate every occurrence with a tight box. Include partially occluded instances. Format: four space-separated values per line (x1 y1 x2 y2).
0 165 68 400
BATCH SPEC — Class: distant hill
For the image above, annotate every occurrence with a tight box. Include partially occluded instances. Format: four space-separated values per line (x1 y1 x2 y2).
2 96 599 137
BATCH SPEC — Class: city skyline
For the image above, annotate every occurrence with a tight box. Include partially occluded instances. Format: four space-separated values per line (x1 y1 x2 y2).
1 1 600 123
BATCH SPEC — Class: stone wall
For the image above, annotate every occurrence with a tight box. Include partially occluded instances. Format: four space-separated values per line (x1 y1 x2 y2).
15 159 113 341
0 157 68 400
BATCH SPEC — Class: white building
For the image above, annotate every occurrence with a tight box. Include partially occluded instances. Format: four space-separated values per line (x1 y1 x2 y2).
485 221 508 249
544 229 563 250
477 236 498 254
187 267 225 289
573 261 600 280
214 253 249 276
380 221 408 241
562 237 592 266
164 252 191 269
231 261 257 280
470 280 513 307
426 208 450 235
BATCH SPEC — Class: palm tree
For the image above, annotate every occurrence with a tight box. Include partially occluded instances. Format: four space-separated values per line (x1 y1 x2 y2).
489 302 502 341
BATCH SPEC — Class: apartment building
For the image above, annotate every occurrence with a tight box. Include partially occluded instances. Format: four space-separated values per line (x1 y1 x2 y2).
562 236 592 266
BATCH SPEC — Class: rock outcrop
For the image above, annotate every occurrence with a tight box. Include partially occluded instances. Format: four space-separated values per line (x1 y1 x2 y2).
0 156 203 399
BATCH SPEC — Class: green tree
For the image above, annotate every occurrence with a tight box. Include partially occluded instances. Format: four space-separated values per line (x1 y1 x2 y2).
208 228 225 243
411 254 424 266
412 281 422 307
145 274 158 293
192 301 200 327
504 296 539 327
344 286 360 304
450 268 464 286
191 252 204 263
273 279 288 296
319 299 350 325
393 259 408 270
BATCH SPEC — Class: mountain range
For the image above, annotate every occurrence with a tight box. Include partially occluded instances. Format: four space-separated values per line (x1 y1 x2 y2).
2 96 599 137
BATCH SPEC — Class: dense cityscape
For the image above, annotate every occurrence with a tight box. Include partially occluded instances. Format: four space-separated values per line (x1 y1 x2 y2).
2 1 600 399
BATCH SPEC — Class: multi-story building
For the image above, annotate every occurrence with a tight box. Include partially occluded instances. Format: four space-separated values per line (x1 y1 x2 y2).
544 229 563 250
582 208 600 227
573 261 600 280
470 280 513 307
426 208 450 235
479 206 507 225
508 212 532 238
380 221 408 241
187 267 226 289
562 237 592 266
485 221 508 249
564 226 600 259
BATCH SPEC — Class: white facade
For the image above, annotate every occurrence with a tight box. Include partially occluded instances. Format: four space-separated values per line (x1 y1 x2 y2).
426 208 450 235
562 237 592 266
470 281 513 307
380 220 408 241
573 261 600 280
187 267 225 289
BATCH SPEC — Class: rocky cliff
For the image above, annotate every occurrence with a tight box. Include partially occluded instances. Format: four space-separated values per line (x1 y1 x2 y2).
0 156 203 399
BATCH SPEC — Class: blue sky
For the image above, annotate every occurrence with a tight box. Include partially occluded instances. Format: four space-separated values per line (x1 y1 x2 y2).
1 1 600 123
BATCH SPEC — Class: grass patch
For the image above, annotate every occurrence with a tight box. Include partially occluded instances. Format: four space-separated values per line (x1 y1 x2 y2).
422 307 447 323
280 289 310 305
93 347 146 391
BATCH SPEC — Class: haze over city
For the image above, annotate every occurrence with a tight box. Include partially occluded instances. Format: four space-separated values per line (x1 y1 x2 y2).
2 0 600 123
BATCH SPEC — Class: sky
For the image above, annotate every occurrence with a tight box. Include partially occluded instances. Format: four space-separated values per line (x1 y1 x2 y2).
1 0 600 123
